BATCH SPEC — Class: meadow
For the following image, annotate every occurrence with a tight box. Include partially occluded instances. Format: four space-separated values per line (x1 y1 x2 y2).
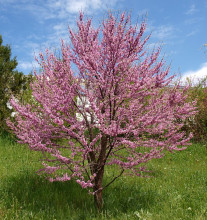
0 134 207 220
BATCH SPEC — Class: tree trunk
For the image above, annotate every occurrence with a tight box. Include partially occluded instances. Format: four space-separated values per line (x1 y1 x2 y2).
93 163 105 211
94 187 103 211
92 134 108 211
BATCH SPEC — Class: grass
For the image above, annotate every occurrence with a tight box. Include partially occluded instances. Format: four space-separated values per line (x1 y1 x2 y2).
0 135 207 219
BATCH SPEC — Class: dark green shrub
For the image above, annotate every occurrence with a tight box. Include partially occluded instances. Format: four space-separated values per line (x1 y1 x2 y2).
181 76 207 142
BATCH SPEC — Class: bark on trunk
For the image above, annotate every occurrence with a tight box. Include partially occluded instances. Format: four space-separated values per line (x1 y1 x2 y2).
93 164 105 211
92 134 108 211
94 187 103 211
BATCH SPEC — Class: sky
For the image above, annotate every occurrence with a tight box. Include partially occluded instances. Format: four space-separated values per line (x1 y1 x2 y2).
1 0 207 85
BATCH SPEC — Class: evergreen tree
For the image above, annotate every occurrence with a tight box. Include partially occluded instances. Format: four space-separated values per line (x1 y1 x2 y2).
0 35 32 133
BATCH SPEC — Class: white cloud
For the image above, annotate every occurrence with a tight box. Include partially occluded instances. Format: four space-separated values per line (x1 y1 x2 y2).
178 63 207 86
65 0 92 13
19 61 39 71
53 23 68 38
152 25 175 41
2 0 116 22
45 0 117 19
186 29 198 37
185 4 197 15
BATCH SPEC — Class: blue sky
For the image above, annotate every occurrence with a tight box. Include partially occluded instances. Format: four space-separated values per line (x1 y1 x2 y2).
1 0 207 84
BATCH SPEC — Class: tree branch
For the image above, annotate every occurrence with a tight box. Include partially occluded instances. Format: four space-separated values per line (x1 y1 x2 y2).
102 169 124 190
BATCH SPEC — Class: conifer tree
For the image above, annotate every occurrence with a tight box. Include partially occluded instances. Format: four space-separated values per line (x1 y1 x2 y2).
0 35 31 133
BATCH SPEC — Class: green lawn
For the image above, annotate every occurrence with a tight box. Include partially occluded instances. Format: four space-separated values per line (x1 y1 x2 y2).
0 135 207 219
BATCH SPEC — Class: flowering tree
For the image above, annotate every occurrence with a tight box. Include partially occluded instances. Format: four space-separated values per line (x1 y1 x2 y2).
8 12 197 210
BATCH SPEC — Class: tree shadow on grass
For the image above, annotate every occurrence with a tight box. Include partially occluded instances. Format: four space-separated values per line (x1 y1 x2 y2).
1 171 159 219
103 177 160 216
1 172 95 219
